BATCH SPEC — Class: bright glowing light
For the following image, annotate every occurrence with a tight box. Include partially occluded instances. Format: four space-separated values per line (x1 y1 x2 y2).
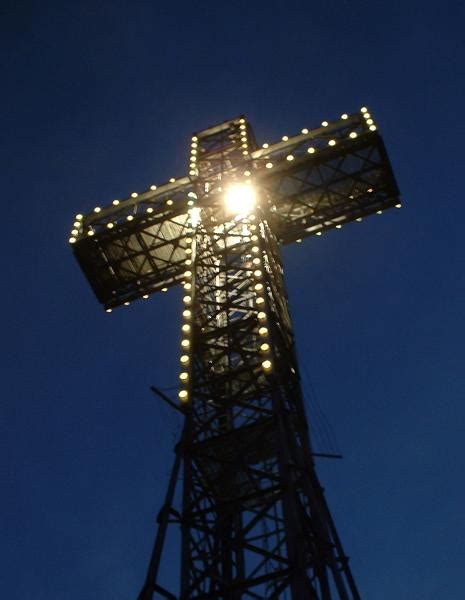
183 295 192 304
286 154 294 161
256 297 265 305
189 207 201 227
183 309 192 318
169 178 176 183
69 237 76 244
328 139 336 146
301 128 309 134
307 147 315 154
71 229 78 235
106 308 112 313
131 192 138 198
349 132 357 139
142 294 149 299
257 311 266 320
76 214 83 220
112 199 120 206
161 288 168 292
179 372 189 381
150 185 157 191
87 230 94 236
146 207 153 213
224 184 256 216
265 162 273 169
253 269 262 277
361 106 368 113
369 125 377 131
127 215 134 221
94 207 101 213
262 359 272 371
282 135 288 141
259 326 268 336
262 143 269 148
321 121 328 127
181 339 190 348
254 283 263 291
260 343 270 352
179 390 188 401
180 355 189 364
341 113 348 119
106 223 114 229
395 203 402 209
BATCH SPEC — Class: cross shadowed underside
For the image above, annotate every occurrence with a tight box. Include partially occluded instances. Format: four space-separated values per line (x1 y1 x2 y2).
70 109 399 599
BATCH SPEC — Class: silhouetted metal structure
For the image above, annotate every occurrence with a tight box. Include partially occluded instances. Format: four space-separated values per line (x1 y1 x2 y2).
69 108 400 599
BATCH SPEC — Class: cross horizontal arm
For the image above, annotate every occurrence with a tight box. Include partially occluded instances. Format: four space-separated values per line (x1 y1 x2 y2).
69 108 400 310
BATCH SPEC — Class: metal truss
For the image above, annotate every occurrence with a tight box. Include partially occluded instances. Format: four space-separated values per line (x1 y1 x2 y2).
70 108 400 598
70 110 399 310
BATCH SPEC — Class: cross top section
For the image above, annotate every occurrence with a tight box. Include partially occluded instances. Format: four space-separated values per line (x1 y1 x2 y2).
69 107 400 311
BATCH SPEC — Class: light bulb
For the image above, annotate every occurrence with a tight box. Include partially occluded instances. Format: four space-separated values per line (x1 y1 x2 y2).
224 184 256 216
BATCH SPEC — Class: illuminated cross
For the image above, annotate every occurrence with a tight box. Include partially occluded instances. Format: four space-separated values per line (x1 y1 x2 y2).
70 107 400 599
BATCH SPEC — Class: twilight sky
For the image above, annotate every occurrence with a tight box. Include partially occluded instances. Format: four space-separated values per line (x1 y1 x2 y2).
2 1 464 598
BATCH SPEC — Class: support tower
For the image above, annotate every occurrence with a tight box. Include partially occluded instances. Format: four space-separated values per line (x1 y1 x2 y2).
69 108 400 599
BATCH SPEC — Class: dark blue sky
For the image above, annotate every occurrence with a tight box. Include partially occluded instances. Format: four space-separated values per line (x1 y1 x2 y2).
2 1 464 598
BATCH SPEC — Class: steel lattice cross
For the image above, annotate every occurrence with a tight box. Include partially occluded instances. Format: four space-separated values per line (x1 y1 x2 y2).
70 108 400 599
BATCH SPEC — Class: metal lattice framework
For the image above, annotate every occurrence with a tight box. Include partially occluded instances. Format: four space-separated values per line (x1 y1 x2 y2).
69 107 400 599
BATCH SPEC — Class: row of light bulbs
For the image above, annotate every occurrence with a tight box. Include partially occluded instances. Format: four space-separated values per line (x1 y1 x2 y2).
259 107 377 169
250 228 273 373
68 173 184 243
178 224 196 403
